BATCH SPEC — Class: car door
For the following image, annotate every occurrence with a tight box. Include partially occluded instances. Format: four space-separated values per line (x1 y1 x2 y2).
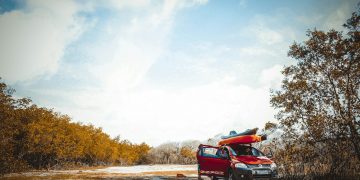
217 147 232 173
197 145 230 176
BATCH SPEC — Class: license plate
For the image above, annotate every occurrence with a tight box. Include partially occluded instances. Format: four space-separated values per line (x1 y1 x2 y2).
254 170 270 175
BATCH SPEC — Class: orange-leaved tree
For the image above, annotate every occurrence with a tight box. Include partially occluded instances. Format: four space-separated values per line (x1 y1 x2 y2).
271 8 360 176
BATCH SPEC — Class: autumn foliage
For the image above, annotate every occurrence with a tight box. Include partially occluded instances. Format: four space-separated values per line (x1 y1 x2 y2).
0 80 150 174
270 8 360 177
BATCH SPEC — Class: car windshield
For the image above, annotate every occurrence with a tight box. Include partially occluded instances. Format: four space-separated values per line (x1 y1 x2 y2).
229 145 264 157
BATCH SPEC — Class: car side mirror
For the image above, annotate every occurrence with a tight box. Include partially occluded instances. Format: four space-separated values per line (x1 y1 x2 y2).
266 153 273 158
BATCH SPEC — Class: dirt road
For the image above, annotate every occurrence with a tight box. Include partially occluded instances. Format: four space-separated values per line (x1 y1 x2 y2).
2 164 207 179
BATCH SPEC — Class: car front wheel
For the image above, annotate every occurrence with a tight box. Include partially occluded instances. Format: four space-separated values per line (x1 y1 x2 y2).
225 169 236 180
197 164 201 180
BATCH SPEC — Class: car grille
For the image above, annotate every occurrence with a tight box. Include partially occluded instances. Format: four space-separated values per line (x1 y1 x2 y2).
247 164 271 169
253 174 272 178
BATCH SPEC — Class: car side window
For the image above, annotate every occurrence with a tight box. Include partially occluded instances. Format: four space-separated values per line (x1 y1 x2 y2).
228 147 237 156
202 147 219 158
222 148 230 158
216 147 230 159
251 147 265 157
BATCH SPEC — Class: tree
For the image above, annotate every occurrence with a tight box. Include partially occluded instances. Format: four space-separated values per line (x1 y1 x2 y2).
0 79 30 173
0 78 151 174
271 8 360 176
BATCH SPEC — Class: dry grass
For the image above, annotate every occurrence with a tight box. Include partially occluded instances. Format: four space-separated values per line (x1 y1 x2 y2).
2 169 199 179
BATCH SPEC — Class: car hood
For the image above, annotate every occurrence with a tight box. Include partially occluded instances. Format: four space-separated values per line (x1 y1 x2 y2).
233 155 272 164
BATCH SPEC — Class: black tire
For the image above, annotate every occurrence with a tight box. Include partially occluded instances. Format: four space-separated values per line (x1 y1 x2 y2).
197 164 201 180
225 169 236 180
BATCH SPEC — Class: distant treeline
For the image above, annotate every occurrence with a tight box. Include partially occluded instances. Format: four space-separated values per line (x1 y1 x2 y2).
147 141 199 165
0 79 201 175
0 79 150 174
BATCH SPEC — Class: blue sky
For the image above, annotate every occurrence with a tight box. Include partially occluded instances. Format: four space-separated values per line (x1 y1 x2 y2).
0 0 358 145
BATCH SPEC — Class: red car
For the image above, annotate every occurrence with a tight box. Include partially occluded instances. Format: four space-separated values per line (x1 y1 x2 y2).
196 144 277 179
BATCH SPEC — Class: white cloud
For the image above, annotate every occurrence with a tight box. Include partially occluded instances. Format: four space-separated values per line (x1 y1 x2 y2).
239 47 277 57
53 0 279 146
259 32 283 45
0 0 85 83
53 77 278 146
253 25 284 45
44 0 211 145
322 2 352 31
63 43 285 145
84 0 208 91
114 80 277 145
295 1 357 31
259 64 283 89
241 13 300 47
109 0 151 9
3 0 288 146
296 14 323 26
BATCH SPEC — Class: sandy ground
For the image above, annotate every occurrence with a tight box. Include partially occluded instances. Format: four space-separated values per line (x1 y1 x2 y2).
2 164 213 180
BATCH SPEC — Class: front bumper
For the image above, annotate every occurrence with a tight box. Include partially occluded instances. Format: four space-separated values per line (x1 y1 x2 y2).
233 167 277 179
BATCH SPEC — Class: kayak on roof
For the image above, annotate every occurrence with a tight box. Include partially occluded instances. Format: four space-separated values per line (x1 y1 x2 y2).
218 134 267 146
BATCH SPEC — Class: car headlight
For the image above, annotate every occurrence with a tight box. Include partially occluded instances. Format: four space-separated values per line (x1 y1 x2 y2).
235 163 248 169
270 163 277 170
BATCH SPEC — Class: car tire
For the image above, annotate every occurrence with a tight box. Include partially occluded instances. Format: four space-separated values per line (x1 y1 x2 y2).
197 164 201 180
225 169 236 180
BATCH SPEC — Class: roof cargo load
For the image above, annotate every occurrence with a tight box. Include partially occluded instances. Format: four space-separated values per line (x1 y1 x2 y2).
218 134 267 146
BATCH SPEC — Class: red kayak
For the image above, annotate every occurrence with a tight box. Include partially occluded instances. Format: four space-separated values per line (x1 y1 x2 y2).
218 134 266 146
